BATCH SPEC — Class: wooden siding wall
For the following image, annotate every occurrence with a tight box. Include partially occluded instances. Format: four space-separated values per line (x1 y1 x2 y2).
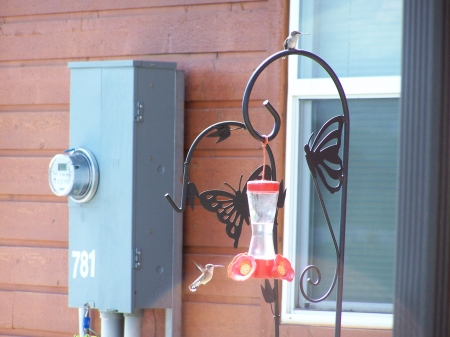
0 1 288 336
0 1 394 336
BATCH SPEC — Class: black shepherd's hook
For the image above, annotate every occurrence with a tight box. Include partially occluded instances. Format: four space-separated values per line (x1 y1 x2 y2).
242 49 349 141
241 48 350 337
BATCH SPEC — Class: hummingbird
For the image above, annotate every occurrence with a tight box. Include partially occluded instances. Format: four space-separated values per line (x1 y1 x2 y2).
283 31 307 59
189 261 223 292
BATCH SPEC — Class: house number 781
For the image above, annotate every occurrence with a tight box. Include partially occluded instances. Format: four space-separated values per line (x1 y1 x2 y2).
72 250 95 278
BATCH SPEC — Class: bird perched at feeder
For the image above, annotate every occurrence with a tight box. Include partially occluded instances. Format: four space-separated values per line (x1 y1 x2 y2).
283 31 306 59
189 261 223 292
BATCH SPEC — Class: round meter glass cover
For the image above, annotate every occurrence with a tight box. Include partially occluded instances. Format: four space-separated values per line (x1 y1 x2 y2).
48 154 75 196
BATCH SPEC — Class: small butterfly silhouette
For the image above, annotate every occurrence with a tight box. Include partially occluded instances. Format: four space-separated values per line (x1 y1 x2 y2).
304 115 345 194
198 165 271 248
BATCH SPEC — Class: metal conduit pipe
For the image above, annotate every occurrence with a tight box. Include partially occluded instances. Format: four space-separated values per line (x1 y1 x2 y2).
124 309 143 337
100 311 124 337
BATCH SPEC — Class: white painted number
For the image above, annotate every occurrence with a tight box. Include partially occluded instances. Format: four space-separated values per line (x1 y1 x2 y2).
72 250 96 278
89 250 95 277
72 251 80 278
79 250 89 278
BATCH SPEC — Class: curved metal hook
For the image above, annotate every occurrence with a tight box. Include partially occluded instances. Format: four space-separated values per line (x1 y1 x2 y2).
165 121 246 213
242 49 350 142
299 261 338 303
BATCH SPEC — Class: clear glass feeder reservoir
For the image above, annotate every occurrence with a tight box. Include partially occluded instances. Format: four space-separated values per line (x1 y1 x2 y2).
247 180 279 277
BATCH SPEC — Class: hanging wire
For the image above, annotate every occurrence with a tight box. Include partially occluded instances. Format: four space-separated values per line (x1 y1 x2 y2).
261 135 269 180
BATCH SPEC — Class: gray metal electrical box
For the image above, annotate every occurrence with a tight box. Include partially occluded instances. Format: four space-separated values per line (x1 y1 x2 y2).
67 60 184 313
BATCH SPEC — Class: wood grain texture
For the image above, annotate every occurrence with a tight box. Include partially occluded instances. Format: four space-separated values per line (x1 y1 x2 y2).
0 202 67 242
181 54 271 102
183 301 260 337
12 292 78 333
0 55 270 106
0 157 53 195
0 247 67 287
0 291 13 329
0 0 262 16
0 65 70 106
0 111 68 150
0 7 268 61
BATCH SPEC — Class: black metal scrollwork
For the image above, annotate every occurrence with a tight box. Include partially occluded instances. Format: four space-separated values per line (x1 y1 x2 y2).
165 46 349 337
299 115 344 303
165 121 245 213
165 120 279 248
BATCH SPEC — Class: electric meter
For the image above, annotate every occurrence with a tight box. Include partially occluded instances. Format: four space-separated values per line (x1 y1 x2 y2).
48 148 99 203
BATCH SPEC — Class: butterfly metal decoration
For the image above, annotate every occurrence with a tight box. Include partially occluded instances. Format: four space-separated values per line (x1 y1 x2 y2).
197 165 272 248
206 125 240 144
304 115 345 194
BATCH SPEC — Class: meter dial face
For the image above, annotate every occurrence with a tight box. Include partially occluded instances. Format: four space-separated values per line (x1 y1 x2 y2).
48 148 99 203
48 154 75 196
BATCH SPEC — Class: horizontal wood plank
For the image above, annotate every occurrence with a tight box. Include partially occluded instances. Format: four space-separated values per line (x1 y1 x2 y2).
0 201 68 242
0 247 67 287
183 301 260 337
12 292 77 333
1 0 262 17
0 65 70 106
0 55 272 105
0 9 268 61
0 292 13 329
182 54 270 102
182 254 261 298
0 111 68 150
0 157 52 195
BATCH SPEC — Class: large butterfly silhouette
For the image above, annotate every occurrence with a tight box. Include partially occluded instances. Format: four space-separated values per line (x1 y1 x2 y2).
198 165 272 248
304 115 345 194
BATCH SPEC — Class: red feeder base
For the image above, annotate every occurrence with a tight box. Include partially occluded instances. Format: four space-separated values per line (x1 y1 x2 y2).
228 253 295 282
253 259 275 278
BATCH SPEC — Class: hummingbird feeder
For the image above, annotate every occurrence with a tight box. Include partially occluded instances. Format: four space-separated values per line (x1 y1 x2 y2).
227 180 294 281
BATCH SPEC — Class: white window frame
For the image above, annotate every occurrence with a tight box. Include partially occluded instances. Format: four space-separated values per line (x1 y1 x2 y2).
281 0 401 329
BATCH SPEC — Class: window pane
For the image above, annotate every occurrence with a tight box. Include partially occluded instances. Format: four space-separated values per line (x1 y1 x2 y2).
299 98 398 312
297 0 403 78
